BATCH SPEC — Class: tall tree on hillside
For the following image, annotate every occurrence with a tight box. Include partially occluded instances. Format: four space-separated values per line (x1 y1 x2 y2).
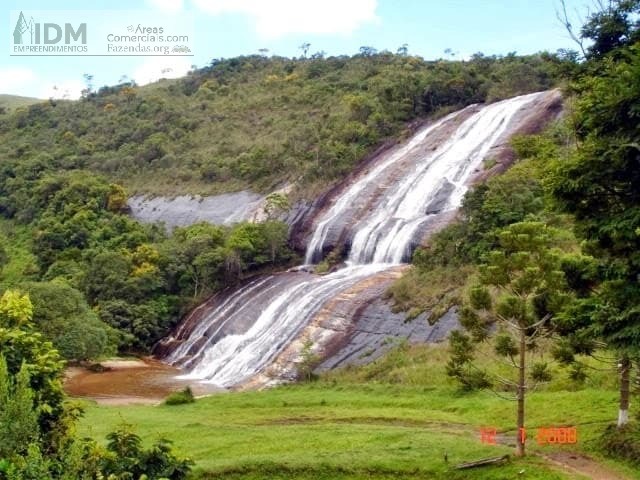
548 42 640 427
452 222 569 456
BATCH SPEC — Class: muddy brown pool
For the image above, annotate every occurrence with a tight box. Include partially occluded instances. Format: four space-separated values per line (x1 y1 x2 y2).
64 358 223 405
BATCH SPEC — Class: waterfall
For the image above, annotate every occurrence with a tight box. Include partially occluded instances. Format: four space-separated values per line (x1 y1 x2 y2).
177 264 390 385
161 91 549 387
303 107 467 265
307 92 543 264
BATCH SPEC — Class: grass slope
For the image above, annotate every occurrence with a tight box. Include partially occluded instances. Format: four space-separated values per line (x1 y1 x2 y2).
78 343 639 480
0 94 41 111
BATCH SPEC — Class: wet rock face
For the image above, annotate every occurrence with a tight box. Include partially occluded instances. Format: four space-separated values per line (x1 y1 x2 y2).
317 306 460 371
425 179 456 214
299 90 564 264
241 267 460 389
155 271 314 371
471 89 564 183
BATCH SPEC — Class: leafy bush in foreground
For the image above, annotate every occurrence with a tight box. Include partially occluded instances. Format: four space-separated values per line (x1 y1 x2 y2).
165 386 196 406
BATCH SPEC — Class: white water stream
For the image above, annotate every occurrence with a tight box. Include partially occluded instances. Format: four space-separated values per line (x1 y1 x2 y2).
165 92 546 387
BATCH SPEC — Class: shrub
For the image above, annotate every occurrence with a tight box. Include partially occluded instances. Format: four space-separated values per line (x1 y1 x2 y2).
164 386 195 405
599 423 640 466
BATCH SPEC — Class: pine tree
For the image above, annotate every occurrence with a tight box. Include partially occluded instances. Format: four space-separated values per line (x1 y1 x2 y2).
455 222 569 456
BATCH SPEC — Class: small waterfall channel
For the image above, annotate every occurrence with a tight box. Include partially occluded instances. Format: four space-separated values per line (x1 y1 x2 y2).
159 92 549 387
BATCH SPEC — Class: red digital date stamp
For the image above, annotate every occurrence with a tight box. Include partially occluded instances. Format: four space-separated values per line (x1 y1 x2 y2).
480 426 577 445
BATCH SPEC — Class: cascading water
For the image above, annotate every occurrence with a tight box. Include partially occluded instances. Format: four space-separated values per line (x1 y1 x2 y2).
161 91 551 387
306 92 542 264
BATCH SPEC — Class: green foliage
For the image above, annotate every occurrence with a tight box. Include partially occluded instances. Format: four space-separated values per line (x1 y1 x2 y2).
455 222 574 455
0 358 38 458
165 387 196 406
0 165 293 352
19 281 117 361
298 338 320 382
0 291 79 476
76 338 632 479
0 291 192 479
264 193 291 220
445 330 491 392
529 361 553 383
0 241 7 273
387 265 472 321
102 424 193 479
106 183 128 212
0 291 32 328
0 94 40 112
0 51 568 354
580 0 640 59
469 221 570 330
0 53 568 198
409 144 554 274
0 292 71 455
547 44 640 359
469 286 491 311
598 423 640 466
494 333 518 358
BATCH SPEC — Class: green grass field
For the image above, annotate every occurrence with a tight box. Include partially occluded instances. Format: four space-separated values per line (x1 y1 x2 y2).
77 343 640 479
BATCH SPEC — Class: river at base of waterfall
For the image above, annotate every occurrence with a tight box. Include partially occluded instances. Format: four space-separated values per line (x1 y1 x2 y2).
64 358 224 405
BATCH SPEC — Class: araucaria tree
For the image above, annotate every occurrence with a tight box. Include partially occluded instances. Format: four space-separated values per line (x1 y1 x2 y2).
458 222 569 457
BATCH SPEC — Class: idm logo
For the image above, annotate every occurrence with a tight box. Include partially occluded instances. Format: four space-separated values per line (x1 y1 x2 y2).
13 11 86 45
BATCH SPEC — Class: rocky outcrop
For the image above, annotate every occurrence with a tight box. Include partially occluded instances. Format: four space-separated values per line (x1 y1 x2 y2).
241 267 407 388
297 91 564 261
299 105 482 262
241 266 460 389
317 305 459 371
154 271 315 370
128 191 264 228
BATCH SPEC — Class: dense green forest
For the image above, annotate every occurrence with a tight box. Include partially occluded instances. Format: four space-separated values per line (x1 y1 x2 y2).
0 51 566 196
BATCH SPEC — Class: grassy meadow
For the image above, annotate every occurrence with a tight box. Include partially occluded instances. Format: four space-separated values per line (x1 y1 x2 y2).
77 343 639 480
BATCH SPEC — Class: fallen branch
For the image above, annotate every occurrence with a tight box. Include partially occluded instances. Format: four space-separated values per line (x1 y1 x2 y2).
455 454 510 470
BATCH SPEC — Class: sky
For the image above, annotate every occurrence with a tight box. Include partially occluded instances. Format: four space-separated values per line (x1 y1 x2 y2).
2 0 589 99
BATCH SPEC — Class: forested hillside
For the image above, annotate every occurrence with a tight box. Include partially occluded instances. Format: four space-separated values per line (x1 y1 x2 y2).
0 52 566 197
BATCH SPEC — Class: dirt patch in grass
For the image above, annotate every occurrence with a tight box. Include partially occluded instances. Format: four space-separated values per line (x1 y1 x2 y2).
543 451 632 480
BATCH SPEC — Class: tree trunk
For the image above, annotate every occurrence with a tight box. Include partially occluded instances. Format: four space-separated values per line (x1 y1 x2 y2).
516 329 526 457
618 355 631 428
